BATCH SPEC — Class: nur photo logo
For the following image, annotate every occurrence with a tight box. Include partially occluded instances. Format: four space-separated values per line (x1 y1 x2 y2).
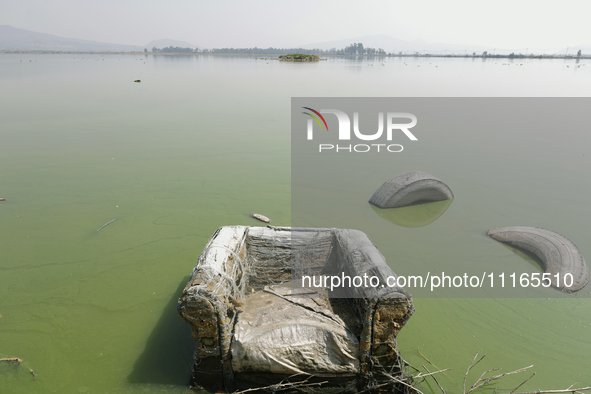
302 107 418 153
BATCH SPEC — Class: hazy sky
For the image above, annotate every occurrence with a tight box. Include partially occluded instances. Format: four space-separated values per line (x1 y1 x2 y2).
1 0 589 50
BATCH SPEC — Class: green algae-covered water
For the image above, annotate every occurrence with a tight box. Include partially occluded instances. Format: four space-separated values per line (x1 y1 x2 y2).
1 54 590 393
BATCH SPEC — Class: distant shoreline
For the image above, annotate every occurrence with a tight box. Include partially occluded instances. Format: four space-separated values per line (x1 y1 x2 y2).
1 50 590 60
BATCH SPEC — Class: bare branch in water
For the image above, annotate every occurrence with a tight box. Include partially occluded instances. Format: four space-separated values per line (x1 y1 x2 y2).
231 376 329 394
511 373 537 394
464 351 486 394
513 388 591 394
422 364 447 394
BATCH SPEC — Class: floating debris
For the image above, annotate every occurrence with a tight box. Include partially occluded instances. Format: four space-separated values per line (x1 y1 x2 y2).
134 79 141 83
369 171 454 209
0 357 23 363
0 358 36 381
0 198 6 201
96 218 117 232
178 226 413 393
252 213 270 223
487 226 590 293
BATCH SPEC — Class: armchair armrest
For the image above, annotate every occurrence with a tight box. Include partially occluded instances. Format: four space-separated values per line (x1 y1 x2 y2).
333 229 414 374
177 226 248 390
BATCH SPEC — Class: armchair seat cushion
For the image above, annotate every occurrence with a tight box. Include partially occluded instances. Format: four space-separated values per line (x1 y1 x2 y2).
231 285 360 376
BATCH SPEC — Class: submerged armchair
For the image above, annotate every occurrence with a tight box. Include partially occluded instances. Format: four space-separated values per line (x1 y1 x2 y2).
177 226 414 393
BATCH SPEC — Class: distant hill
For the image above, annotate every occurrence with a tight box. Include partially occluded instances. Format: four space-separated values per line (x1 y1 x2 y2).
300 34 487 55
145 39 198 50
0 25 143 52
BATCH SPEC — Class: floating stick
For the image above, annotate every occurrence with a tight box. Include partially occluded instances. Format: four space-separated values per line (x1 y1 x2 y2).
0 357 23 363
96 218 117 232
0 358 36 381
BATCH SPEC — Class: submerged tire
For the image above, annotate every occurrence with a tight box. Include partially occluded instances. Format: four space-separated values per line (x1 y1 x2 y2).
369 171 454 209
486 226 590 293
370 199 452 228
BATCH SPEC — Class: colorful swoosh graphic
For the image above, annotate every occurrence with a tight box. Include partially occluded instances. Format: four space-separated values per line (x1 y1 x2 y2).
302 107 328 131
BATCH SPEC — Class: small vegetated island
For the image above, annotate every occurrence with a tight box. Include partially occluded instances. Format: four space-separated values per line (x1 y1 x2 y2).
278 53 320 61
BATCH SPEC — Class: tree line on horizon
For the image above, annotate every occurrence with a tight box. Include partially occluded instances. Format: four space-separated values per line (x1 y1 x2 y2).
150 46 197 53
149 43 386 55
148 43 585 58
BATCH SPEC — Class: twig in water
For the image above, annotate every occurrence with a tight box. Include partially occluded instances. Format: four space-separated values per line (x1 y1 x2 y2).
423 364 447 394
513 387 591 394
419 348 448 377
410 351 591 394
379 370 426 394
465 360 533 394
414 368 451 380
96 218 117 232
231 376 329 394
464 351 486 394
511 372 536 393
400 355 421 373
0 357 22 363
0 358 35 381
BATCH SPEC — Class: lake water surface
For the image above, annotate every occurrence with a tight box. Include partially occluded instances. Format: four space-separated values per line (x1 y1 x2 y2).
1 53 590 393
